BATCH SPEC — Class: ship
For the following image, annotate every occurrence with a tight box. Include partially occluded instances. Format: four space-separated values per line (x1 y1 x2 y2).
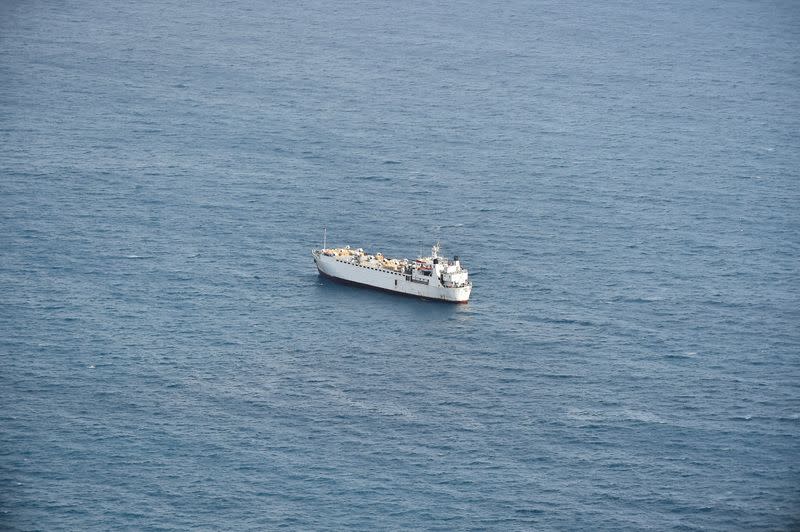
312 240 472 303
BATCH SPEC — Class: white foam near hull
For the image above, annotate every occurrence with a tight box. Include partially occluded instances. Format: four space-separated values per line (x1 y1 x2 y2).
313 251 471 303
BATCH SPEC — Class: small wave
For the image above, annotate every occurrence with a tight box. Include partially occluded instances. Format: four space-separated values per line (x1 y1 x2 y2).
664 352 696 359
567 408 668 425
355 175 392 182
566 409 606 422
620 409 667 424
514 508 545 515
537 317 596 327
611 295 665 303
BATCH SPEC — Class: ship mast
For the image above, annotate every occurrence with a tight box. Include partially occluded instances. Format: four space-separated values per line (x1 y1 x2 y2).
323 226 327 250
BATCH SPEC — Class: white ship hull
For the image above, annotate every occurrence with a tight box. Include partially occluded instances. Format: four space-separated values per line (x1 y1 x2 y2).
313 250 471 303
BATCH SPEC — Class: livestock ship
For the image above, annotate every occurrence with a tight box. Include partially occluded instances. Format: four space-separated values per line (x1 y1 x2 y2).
312 241 471 303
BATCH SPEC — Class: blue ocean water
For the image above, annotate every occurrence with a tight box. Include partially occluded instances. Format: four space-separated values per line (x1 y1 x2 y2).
1 0 799 529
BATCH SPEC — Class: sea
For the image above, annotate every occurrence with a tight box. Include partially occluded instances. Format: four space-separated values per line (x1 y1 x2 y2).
1 0 798 529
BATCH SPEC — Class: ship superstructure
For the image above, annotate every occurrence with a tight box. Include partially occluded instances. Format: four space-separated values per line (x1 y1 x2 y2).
312 242 471 303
